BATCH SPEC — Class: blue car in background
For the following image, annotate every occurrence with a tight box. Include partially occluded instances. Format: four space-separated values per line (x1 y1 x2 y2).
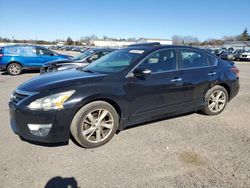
0 45 70 75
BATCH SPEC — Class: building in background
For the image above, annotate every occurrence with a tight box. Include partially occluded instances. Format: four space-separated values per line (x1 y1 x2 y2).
90 39 135 47
223 41 250 50
56 41 66 46
90 38 173 47
137 38 173 45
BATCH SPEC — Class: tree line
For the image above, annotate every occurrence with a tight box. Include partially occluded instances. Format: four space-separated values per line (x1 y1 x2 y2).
172 28 250 46
1 28 249 46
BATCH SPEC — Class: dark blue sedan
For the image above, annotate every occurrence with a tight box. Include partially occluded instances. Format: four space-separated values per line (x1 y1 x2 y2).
0 45 69 75
9 43 239 148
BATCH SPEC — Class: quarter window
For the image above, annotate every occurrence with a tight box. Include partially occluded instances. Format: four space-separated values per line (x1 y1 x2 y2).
180 49 208 69
36 48 54 56
138 49 177 73
207 55 218 66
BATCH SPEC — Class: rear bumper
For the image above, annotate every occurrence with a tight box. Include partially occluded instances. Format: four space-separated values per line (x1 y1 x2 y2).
229 78 239 101
239 57 250 61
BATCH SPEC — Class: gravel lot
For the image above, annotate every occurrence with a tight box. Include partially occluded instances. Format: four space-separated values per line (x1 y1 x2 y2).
0 62 249 188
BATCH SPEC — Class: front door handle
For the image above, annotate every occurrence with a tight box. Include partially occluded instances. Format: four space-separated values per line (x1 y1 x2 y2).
208 72 216 76
171 78 182 82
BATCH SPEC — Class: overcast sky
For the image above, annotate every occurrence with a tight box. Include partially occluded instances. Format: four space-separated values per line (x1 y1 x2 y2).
0 0 249 41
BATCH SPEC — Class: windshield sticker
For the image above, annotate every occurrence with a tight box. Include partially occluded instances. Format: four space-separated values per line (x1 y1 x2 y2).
129 50 144 54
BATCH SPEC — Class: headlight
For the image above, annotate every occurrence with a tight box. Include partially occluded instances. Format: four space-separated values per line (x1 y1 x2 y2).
28 90 75 110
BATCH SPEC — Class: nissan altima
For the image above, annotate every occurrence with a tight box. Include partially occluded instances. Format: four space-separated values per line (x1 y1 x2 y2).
9 43 239 148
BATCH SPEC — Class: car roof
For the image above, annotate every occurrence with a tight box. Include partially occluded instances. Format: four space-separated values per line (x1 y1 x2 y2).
2 44 45 48
91 48 117 52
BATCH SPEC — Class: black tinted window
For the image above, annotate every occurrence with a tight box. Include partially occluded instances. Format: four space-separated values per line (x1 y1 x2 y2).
138 49 177 73
180 49 208 69
89 51 111 61
89 52 101 61
100 51 111 57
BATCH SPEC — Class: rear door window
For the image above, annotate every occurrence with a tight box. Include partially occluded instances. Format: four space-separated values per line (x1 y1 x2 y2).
180 49 208 69
4 46 36 56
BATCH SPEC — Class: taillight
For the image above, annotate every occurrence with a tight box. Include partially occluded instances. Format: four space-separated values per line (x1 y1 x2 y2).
0 54 3 57
231 67 239 77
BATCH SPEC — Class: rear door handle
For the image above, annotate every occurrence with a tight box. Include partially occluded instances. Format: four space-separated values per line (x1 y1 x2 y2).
171 78 182 82
208 72 216 76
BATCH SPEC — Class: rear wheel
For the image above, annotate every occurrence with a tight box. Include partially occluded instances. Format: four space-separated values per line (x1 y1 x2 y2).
202 85 228 115
70 101 119 148
7 63 22 75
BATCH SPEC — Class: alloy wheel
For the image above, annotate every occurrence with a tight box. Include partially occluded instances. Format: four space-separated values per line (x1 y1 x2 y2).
81 109 114 143
208 90 226 113
9 64 21 75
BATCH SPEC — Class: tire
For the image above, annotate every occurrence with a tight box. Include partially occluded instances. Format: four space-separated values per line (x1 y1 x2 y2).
7 63 22 75
70 101 119 148
202 85 228 116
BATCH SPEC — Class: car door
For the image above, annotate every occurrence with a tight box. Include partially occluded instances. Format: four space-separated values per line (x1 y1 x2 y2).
177 48 218 108
125 48 185 122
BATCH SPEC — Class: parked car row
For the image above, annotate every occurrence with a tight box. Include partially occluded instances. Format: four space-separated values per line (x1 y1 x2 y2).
40 48 116 74
203 47 250 61
0 45 116 75
1 44 249 76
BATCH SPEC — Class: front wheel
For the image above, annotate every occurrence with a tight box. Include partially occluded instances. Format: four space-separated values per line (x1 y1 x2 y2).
7 63 22 75
202 85 228 115
70 101 119 148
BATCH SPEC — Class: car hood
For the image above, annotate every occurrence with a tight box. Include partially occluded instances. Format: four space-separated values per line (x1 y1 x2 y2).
44 59 82 66
18 69 106 92
59 54 73 59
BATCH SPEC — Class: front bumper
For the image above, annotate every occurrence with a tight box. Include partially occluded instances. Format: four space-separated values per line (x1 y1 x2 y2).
0 62 7 70
9 102 76 143
40 65 57 74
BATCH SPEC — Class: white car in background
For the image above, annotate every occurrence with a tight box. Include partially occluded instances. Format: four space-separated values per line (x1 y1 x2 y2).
240 51 250 61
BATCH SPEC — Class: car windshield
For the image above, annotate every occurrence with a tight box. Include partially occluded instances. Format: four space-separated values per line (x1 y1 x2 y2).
73 50 95 60
82 49 146 74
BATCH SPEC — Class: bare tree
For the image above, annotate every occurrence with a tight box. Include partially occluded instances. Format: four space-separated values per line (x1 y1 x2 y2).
172 35 200 45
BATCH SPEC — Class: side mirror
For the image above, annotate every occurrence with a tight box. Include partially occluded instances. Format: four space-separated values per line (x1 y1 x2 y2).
87 54 98 63
86 57 92 63
133 68 151 77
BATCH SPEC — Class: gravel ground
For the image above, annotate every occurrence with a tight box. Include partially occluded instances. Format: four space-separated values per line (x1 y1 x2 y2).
0 63 249 188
